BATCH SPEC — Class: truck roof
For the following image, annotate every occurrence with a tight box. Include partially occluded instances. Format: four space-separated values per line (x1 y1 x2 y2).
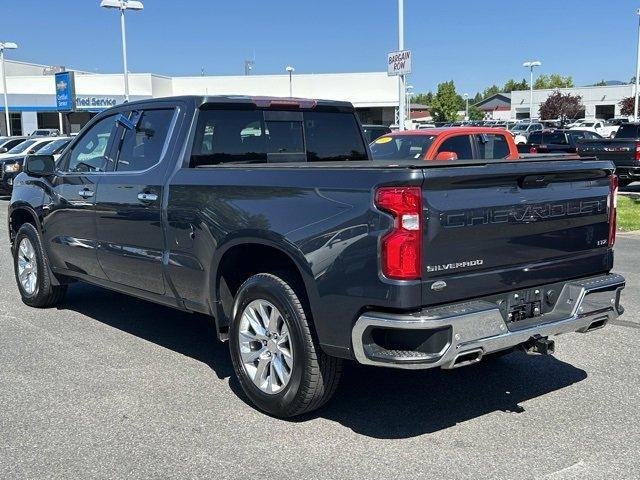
114 95 355 111
384 127 511 136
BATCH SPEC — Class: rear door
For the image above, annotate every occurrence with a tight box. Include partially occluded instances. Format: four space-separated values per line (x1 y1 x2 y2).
94 106 179 294
420 159 613 305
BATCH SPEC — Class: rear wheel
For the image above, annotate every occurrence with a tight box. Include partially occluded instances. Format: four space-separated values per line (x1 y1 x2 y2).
229 273 342 417
619 179 634 188
13 223 67 308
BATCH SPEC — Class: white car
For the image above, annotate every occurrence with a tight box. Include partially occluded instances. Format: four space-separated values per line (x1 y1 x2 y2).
509 122 544 145
566 119 585 129
570 120 618 139
0 136 65 160
31 137 72 161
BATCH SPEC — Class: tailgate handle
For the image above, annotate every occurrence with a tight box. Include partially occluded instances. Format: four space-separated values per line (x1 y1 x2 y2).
519 174 554 189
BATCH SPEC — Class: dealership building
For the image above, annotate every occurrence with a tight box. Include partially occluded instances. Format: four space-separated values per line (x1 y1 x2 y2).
0 59 399 136
510 84 634 120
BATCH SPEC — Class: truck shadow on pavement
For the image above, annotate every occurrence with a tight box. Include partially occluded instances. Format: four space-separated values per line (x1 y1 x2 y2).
61 283 588 439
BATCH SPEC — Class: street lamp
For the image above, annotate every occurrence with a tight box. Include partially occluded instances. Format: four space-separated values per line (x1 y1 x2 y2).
0 41 17 136
523 60 541 120
463 93 469 120
285 65 295 97
634 8 640 121
397 0 406 131
100 0 144 102
405 84 413 127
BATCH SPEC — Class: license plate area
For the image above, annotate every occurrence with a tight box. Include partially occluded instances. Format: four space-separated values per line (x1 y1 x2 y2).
503 287 550 326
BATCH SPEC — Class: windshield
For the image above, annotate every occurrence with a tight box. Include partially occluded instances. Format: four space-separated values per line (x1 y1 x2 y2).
37 139 70 155
582 122 595 127
369 134 437 160
511 124 528 131
7 139 38 154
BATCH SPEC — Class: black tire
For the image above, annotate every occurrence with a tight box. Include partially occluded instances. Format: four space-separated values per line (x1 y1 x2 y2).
229 273 342 417
619 179 634 188
13 223 67 308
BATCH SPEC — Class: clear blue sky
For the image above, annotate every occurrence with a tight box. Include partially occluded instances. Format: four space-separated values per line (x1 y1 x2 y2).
5 0 640 95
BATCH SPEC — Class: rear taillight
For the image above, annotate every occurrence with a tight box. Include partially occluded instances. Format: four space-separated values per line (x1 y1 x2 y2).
608 174 618 247
529 147 538 154
375 186 422 280
635 142 640 161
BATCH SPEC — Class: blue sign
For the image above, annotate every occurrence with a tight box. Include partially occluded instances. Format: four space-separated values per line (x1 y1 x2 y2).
55 71 76 111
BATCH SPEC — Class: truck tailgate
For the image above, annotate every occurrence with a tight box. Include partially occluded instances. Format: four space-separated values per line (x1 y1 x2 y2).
578 139 638 167
420 159 614 305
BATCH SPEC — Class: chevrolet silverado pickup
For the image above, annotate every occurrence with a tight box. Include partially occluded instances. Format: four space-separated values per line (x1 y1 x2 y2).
9 96 625 417
578 122 640 186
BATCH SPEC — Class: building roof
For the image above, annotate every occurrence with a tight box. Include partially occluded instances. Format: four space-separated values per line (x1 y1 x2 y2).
474 92 512 110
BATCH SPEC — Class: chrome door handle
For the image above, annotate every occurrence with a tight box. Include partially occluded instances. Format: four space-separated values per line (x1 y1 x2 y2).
137 192 158 202
78 189 94 198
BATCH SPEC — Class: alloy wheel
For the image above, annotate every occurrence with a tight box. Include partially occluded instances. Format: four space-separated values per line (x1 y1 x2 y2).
17 238 38 295
238 299 294 394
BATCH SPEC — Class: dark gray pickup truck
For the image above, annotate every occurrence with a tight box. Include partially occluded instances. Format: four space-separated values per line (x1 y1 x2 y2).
578 123 640 186
8 96 625 417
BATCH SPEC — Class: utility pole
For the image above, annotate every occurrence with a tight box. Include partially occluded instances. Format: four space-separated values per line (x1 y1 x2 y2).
398 0 406 131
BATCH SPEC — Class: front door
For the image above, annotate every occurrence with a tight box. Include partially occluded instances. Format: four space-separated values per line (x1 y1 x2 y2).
43 114 120 279
95 107 177 295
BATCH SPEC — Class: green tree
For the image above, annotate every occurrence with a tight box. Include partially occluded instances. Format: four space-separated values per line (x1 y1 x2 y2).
411 92 433 106
472 92 483 104
482 85 500 99
593 79 608 87
534 74 574 89
430 80 461 122
468 105 485 121
503 78 529 92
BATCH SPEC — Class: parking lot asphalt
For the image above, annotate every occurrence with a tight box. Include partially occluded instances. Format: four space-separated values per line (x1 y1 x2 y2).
0 199 639 480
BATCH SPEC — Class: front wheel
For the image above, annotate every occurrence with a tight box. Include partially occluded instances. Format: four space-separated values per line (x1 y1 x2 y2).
229 273 342 417
13 223 67 308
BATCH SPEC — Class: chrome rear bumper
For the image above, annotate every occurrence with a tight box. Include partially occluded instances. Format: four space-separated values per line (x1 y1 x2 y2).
352 273 625 369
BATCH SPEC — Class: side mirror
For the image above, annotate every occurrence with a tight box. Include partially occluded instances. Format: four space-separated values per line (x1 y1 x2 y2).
435 151 458 161
0 147 7 154
24 154 56 177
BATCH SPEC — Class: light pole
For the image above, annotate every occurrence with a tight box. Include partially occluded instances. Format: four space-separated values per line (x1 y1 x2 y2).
405 84 413 127
523 60 541 120
464 93 469 120
100 0 144 102
285 66 295 97
0 41 17 137
634 8 640 121
397 0 406 131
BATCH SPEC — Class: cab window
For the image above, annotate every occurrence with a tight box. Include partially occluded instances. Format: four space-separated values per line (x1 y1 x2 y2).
437 135 473 160
64 115 118 173
474 134 509 159
114 109 174 172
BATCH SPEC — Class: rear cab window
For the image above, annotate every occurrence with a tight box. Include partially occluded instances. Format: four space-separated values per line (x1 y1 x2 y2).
190 108 367 167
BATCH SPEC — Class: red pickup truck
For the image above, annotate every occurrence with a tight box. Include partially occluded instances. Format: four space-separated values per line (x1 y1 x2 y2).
370 127 520 161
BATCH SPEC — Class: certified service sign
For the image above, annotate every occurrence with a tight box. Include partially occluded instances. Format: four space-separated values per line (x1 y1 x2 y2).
387 50 412 76
55 71 76 111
